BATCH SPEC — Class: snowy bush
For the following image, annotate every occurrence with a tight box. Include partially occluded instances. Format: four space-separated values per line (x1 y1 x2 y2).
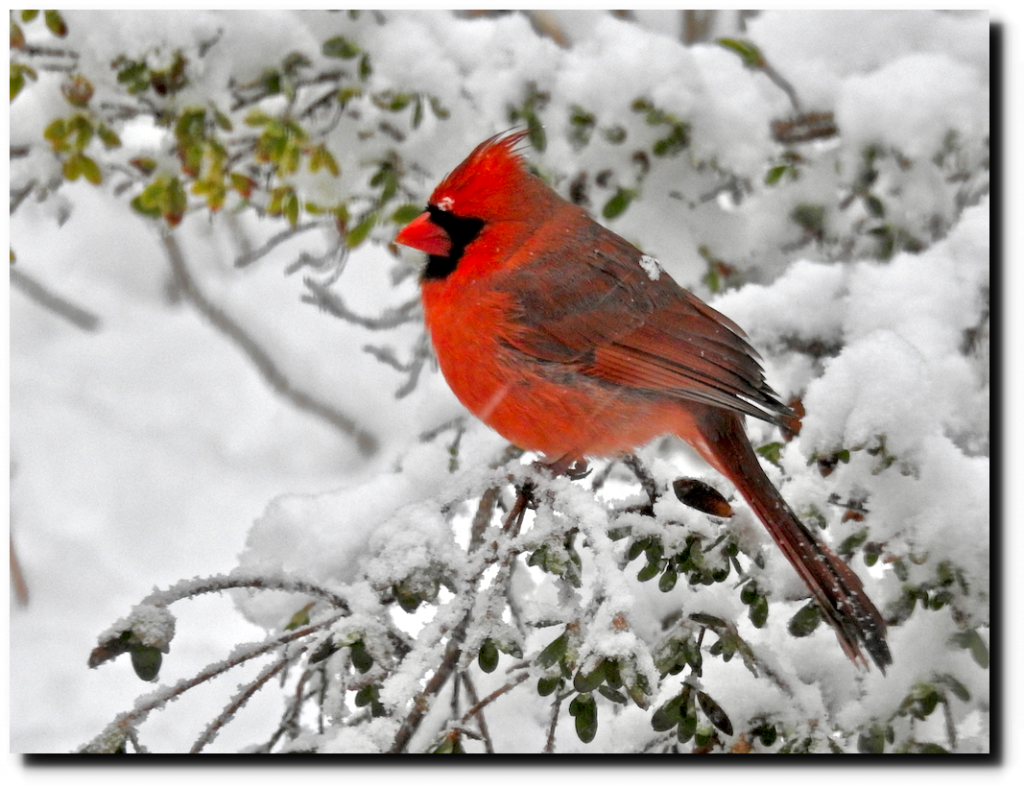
10 10 989 753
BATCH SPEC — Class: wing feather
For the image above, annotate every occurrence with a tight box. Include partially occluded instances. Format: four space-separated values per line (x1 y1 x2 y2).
497 213 788 424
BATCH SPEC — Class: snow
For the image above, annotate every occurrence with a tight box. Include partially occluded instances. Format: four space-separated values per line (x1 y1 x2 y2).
638 254 662 281
6 7 1004 764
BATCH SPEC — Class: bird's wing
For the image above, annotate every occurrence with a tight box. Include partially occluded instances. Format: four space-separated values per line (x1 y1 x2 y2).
497 219 788 424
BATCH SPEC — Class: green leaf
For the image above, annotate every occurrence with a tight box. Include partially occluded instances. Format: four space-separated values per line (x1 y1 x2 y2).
323 36 362 59
131 193 162 219
114 56 145 84
677 712 697 743
227 172 254 199
349 639 374 673
598 685 627 704
857 724 886 754
345 211 377 248
412 95 424 129
667 685 694 740
740 580 759 605
651 693 684 732
569 693 598 743
756 723 777 747
11 21 25 49
11 71 24 103
44 10 68 37
788 601 822 637
354 684 385 716
96 123 121 149
950 629 988 669
791 203 826 234
688 612 728 629
765 164 789 186
652 124 689 157
62 153 83 181
79 155 103 185
602 187 635 220
696 690 733 736
478 638 499 674
21 11 40 23
311 145 340 177
838 527 869 558
537 675 561 697
358 53 372 81
44 117 68 144
756 441 784 467
716 38 764 68
914 743 950 754
747 595 769 629
246 109 275 129
934 673 970 702
390 203 423 225
284 190 300 226
130 646 162 682
163 178 188 227
658 567 678 593
70 114 94 150
134 178 163 208
626 537 650 563
537 632 569 669
11 63 36 102
432 734 465 754
573 660 606 693
636 560 661 583
602 125 627 144
429 95 449 119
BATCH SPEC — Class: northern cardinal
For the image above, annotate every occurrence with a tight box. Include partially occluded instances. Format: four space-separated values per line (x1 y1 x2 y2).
395 130 890 672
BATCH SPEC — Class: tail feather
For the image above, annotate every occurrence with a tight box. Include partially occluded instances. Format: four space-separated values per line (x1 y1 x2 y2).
696 413 892 672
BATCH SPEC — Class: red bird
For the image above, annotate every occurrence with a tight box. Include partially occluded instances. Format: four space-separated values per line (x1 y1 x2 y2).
395 130 890 671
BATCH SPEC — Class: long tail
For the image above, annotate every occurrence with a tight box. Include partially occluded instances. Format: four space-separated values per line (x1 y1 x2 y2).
692 410 892 672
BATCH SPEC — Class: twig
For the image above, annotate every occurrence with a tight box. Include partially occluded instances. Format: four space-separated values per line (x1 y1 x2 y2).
302 278 421 330
10 267 101 332
10 459 29 605
190 651 295 753
82 612 346 752
469 485 502 553
589 460 617 493
10 178 36 210
141 571 351 613
161 231 378 456
623 454 659 508
234 221 323 268
387 482 535 753
10 534 30 606
260 663 320 752
459 669 530 725
387 626 467 753
762 62 803 114
543 694 563 753
362 333 431 399
459 672 495 753
503 484 534 537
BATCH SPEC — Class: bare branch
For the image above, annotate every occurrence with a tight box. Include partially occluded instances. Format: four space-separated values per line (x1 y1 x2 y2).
140 571 351 613
459 671 495 753
234 221 324 268
81 612 346 753
302 278 421 329
161 231 378 456
190 651 294 753
10 267 101 332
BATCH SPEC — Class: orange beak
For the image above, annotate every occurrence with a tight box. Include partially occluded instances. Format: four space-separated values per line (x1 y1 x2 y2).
395 212 452 257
